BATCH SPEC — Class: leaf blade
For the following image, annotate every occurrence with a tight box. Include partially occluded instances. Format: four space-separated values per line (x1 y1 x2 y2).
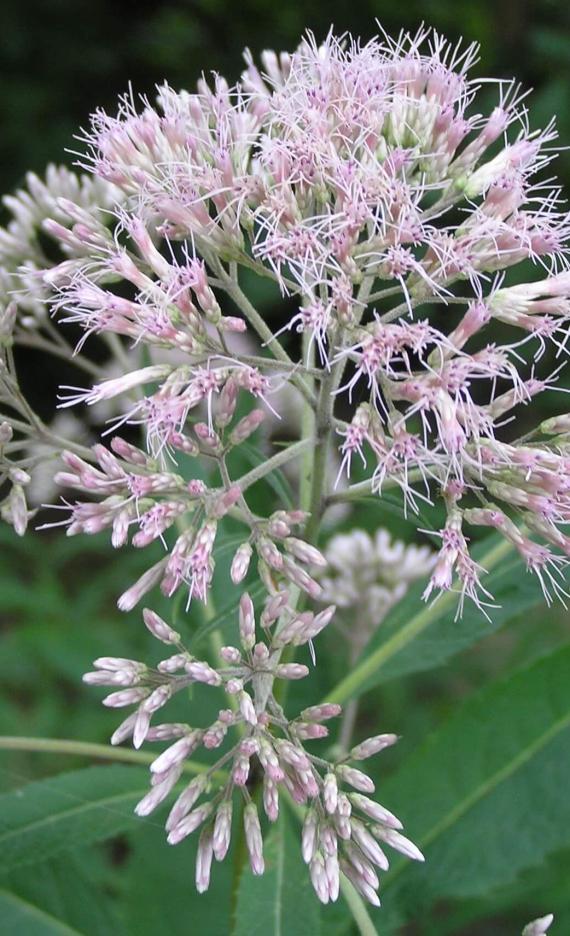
0 765 148 874
379 645 570 919
232 811 321 936
324 535 542 703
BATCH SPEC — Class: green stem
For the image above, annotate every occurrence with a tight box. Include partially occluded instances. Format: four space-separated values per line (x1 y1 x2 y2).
216 268 317 407
299 331 316 517
0 735 214 777
340 878 379 936
236 438 312 493
322 537 513 706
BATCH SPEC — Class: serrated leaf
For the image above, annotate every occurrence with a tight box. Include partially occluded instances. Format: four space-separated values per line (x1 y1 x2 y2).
0 765 148 874
232 810 321 936
325 535 542 703
379 645 570 921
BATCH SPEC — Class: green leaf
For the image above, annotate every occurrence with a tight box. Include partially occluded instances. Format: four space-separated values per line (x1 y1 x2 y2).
0 765 148 874
0 889 83 935
233 810 321 936
324 535 542 703
379 645 570 921
0 851 122 936
124 821 234 936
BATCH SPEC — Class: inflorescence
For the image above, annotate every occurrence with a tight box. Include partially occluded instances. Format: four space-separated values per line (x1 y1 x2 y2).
2 25 570 907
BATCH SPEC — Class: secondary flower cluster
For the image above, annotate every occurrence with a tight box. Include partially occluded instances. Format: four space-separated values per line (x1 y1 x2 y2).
319 528 435 653
85 600 423 903
47 434 324 611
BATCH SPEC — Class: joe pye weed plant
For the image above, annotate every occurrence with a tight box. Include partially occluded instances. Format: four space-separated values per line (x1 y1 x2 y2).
1 23 569 933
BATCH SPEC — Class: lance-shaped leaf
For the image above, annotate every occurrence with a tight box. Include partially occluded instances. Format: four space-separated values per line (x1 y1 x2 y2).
0 765 149 874
324 535 542 703
376 645 570 923
0 851 122 935
233 810 321 936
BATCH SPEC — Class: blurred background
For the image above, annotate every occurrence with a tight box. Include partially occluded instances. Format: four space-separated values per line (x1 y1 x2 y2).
2 2 570 934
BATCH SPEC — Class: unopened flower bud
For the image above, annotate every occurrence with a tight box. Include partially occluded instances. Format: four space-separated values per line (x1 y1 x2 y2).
275 663 309 680
244 802 264 875
284 537 327 567
349 733 399 760
301 703 342 722
336 764 375 793
231 542 252 583
143 608 181 644
523 914 554 936
239 592 256 651
215 377 238 428
229 409 265 445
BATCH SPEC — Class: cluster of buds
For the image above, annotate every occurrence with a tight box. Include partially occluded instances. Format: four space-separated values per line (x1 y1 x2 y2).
0 164 122 321
0 420 33 535
84 600 423 903
47 434 325 611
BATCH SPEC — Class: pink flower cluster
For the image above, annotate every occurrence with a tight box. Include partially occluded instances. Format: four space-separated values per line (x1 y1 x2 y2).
3 23 570 910
31 26 570 613
85 600 423 903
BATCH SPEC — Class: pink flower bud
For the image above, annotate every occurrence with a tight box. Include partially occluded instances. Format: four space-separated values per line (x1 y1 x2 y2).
0 421 13 444
194 422 222 452
301 703 342 722
213 800 233 860
257 537 283 570
349 733 399 760
167 803 213 845
275 663 309 680
185 660 222 686
220 645 241 663
349 794 403 829
143 608 181 645
229 409 265 445
211 484 241 519
294 722 329 740
239 690 257 725
302 809 318 863
215 377 238 428
336 764 375 793
284 537 327 567
239 592 256 650
166 775 208 832
231 542 253 583
150 731 201 774
263 776 280 822
195 827 214 893
244 803 264 875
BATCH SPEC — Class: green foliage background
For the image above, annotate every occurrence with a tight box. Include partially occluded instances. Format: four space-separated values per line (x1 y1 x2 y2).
1 1 570 934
